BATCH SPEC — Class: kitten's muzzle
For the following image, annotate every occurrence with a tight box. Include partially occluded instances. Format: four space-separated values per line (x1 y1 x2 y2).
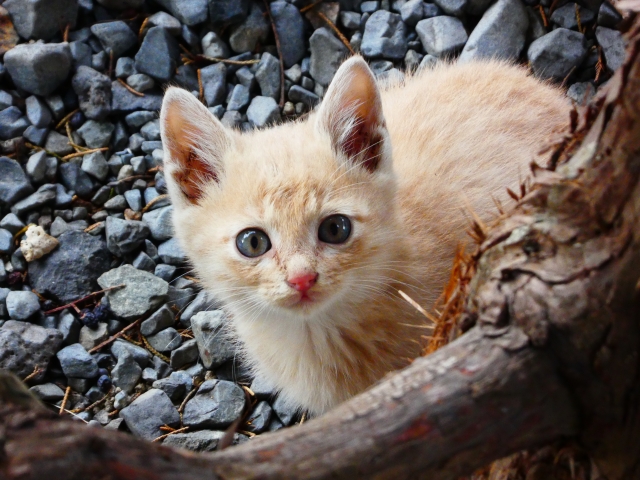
286 273 319 294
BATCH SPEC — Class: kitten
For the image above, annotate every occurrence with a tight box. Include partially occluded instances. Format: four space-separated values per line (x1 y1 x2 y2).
160 56 570 415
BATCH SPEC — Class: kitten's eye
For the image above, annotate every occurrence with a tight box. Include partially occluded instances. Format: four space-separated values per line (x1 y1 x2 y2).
236 229 272 257
318 214 351 244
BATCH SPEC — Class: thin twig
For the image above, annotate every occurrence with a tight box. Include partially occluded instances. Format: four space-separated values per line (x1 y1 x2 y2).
108 51 114 79
66 123 83 153
317 10 355 55
178 386 199 414
197 55 259 65
299 0 324 13
117 78 145 97
537 5 549 28
263 0 286 107
141 334 170 363
197 68 204 103
141 194 170 213
152 426 189 443
63 24 70 43
62 147 109 161
138 17 149 42
55 108 80 130
107 174 153 186
560 65 577 89
22 367 42 383
59 386 71 415
89 318 142 353
44 284 125 315
77 391 111 413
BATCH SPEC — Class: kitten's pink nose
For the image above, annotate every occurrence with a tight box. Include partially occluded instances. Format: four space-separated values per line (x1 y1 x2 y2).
286 273 318 293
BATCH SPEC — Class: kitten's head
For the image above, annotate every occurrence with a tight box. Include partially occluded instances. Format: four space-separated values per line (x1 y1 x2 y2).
160 57 401 323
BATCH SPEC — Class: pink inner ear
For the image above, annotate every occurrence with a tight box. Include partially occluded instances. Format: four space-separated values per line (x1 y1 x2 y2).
173 150 218 203
341 114 384 173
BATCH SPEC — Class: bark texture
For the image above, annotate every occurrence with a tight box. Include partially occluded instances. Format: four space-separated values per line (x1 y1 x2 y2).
2 12 640 480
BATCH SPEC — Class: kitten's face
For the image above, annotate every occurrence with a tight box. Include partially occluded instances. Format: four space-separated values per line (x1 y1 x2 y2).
161 57 397 322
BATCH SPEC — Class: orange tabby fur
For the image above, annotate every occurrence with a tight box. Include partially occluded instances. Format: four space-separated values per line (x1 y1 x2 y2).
160 57 570 415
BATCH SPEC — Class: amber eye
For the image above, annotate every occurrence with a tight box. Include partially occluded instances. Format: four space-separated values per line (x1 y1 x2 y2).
236 229 271 257
318 215 351 244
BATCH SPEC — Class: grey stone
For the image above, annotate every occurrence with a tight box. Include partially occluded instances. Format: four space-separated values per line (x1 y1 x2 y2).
361 10 408 59
98 264 169 321
59 162 94 198
0 107 29 140
247 96 281 128
163 430 246 452
115 57 137 79
245 400 272 433
57 343 99 378
598 1 622 29
201 32 230 59
0 213 25 234
11 184 57 216
81 151 109 181
551 3 595 29
147 327 182 352
105 216 149 256
178 290 211 327
310 28 349 86
50 217 88 237
154 264 177 282
142 367 158 383
147 11 182 35
91 21 137 58
135 27 179 82
140 305 175 336
92 51 107 71
416 16 468 58
141 206 173 242
170 338 198 369
23 126 49 148
220 110 240 129
124 189 143 212
153 0 208 26
30 383 65 401
112 350 142 393
400 0 423 26
25 96 52 128
69 40 93 69
158 237 188 265
0 229 12 255
0 321 62 381
78 322 108 350
4 0 78 40
271 2 307 68
25 151 48 183
44 95 65 119
6 291 40 321
77 120 114 148
229 4 270 53
140 120 161 141
255 53 281 101
288 85 320 106
361 1 379 12
227 84 251 111
200 63 227 107
132 251 156 272
56 310 81 346
191 310 235 369
433 0 466 15
125 73 154 93
4 43 71 96
283 64 302 84
341 11 362 29
209 0 250 24
120 388 180 440
0 90 13 110
111 80 163 114
567 81 596 104
104 195 127 211
182 379 245 429
0 157 33 205
152 370 192 401
125 111 157 130
29 230 110 304
596 26 625 72
528 29 587 81
250 375 275 398
72 66 112 121
44 131 74 156
95 0 144 9
111 338 151 367
272 394 298 425
151 354 172 379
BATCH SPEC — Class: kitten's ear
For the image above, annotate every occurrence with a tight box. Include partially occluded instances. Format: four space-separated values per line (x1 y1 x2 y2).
316 56 388 173
160 87 231 205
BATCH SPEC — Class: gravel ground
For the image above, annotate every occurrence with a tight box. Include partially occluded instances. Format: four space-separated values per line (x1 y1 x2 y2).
0 0 625 451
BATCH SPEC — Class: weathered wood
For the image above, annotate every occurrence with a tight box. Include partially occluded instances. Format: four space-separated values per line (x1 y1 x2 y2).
2 11 640 480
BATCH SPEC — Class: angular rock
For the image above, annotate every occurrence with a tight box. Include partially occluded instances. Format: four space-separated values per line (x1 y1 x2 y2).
147 327 182 352
0 106 29 140
0 228 12 255
44 131 74 156
57 343 99 378
141 205 173 242
111 338 152 367
111 80 163 113
272 394 298 425
152 370 192 401
140 305 175 336
72 66 112 121
112 350 142 393
163 430 246 451
256 52 281 101
158 237 188 265
229 4 270 53
147 11 181 35
77 120 114 148
0 320 62 382
528 28 587 81
210 0 250 24
245 400 273 433
459 0 529 63
98 264 169 320
201 31 229 59
191 310 235 369
81 151 109 181
127 73 155 93
550 3 595 29
91 21 137 58
361 10 408 59
4 0 78 40
182 379 245 429
6 290 40 321
0 156 33 205
271 1 306 68
598 1 622 29
169 338 198 369
596 26 625 72
135 27 179 82
30 383 66 401
154 0 208 26
59 162 94 198
4 42 71 96
416 16 468 58
120 388 180 440
226 84 251 111
11 184 57 216
25 96 52 128
105 216 149 256
78 322 108 350
247 96 281 128
200 63 227 107
433 0 466 15
288 85 320 107
309 27 349 86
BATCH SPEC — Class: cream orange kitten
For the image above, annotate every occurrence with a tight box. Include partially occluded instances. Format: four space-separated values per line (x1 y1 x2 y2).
160 56 569 415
